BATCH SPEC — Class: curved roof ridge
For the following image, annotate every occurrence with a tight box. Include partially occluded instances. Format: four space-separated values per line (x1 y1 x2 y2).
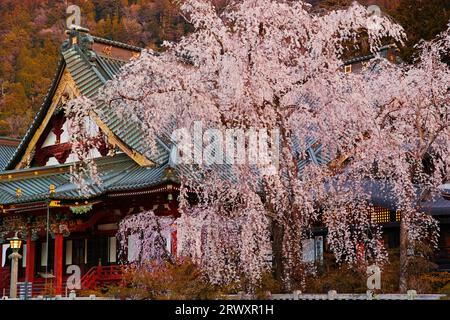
91 35 143 52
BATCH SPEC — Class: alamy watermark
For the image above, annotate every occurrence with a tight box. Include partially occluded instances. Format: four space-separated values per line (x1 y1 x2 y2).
367 264 381 290
367 5 383 30
170 121 280 174
66 265 81 290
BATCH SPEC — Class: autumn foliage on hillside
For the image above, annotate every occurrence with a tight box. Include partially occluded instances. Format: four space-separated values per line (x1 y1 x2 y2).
0 0 197 137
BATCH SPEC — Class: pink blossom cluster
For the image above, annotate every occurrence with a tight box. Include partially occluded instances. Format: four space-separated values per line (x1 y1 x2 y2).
66 1 450 287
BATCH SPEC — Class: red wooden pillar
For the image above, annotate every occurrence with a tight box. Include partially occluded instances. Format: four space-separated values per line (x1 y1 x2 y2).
171 225 177 257
25 234 35 283
54 233 63 295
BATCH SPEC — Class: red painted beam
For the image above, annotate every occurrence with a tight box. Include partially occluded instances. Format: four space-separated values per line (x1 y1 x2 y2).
71 211 108 232
54 233 64 295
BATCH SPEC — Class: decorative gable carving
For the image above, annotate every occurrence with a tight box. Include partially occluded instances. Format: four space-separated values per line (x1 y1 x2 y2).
13 33 155 170
16 70 111 168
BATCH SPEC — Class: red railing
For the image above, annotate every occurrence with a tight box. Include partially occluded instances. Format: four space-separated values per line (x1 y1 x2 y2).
81 267 98 290
81 265 125 290
0 265 125 296
32 278 67 297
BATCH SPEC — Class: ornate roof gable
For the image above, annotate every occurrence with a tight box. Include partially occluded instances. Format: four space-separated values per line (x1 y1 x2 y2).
6 28 170 171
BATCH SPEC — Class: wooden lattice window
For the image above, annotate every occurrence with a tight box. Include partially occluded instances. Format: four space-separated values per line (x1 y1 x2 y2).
371 206 400 223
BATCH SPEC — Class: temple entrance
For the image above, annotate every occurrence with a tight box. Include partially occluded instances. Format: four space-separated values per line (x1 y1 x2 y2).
87 237 109 267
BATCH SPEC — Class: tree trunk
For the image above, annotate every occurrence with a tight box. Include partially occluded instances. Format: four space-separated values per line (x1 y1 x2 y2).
399 215 408 293
272 220 284 282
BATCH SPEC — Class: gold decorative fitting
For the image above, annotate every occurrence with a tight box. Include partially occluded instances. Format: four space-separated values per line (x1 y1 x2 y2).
49 184 56 194
102 45 112 56
8 175 12 179
16 188 22 197
49 200 61 207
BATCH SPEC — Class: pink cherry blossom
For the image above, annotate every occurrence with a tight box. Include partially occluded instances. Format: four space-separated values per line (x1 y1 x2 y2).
66 1 449 290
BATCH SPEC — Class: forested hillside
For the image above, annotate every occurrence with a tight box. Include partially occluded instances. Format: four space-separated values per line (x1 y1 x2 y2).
0 0 448 137
0 0 195 137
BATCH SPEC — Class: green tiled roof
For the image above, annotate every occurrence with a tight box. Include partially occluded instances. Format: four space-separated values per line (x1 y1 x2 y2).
5 32 169 170
0 140 19 170
3 31 399 173
343 44 399 66
61 39 169 164
0 31 331 206
0 153 175 205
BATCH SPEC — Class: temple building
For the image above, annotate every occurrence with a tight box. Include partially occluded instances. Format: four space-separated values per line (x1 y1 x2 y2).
0 27 179 297
0 27 449 298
